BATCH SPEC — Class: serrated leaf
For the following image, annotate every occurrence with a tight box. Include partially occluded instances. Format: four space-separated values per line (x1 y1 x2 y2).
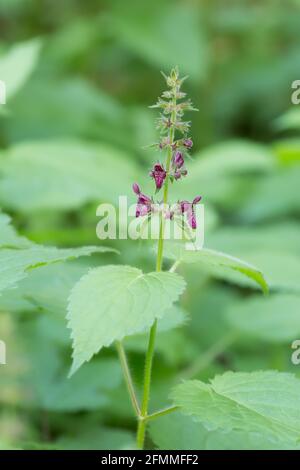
0 38 41 99
226 294 300 342
172 371 300 446
149 412 295 450
0 139 139 211
164 243 268 294
67 265 186 375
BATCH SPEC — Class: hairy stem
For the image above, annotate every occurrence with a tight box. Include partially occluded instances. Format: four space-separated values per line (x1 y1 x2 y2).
136 95 177 450
116 341 141 417
146 405 179 422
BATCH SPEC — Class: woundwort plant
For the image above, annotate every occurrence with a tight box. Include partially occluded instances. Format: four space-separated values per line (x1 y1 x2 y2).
66 68 268 451
132 67 200 447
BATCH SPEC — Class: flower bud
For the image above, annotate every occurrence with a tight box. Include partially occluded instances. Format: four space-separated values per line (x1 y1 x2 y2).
183 138 193 149
132 183 140 195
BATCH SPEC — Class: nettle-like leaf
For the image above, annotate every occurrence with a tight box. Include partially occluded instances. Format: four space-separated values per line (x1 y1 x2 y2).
172 371 300 447
164 243 268 294
149 412 299 450
0 139 140 211
0 38 41 99
226 294 300 342
67 265 186 375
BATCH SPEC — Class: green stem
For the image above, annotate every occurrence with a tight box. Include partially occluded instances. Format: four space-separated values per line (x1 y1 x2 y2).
136 95 177 450
146 405 179 422
116 341 141 417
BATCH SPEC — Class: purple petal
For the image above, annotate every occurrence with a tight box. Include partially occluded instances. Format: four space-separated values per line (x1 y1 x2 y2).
192 195 202 205
132 183 140 195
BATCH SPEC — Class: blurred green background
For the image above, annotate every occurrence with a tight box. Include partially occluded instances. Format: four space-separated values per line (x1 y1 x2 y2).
0 0 300 450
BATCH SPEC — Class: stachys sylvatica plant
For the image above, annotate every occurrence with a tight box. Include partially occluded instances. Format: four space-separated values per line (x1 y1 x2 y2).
67 68 273 450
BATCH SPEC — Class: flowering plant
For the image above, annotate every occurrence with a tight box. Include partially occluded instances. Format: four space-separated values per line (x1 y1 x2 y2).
66 68 268 451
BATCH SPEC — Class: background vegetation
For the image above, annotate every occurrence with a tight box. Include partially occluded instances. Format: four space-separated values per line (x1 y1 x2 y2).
0 0 300 450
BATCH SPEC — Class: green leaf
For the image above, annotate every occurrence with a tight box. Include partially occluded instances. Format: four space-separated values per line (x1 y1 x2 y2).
190 140 274 177
110 0 207 80
226 294 300 342
172 371 300 447
149 411 295 450
241 167 300 222
275 110 300 132
0 38 41 99
272 139 300 165
0 139 140 211
164 244 268 294
67 265 186 375
171 140 274 206
0 245 116 295
55 425 135 450
0 213 32 248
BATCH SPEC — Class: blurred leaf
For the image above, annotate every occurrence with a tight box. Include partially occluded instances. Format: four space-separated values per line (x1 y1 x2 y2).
208 222 300 257
5 77 133 147
110 0 207 80
40 360 122 412
0 139 139 211
0 243 115 295
272 139 300 165
172 371 300 447
0 38 41 99
241 167 300 221
67 265 186 375
190 140 274 177
172 140 274 207
164 244 268 294
0 213 32 248
275 109 300 131
220 251 300 293
55 425 135 450
226 294 300 342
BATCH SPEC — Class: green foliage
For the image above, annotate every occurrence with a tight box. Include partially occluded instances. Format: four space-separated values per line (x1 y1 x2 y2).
172 371 300 448
0 39 41 100
226 294 300 342
0 0 300 452
67 265 186 375
0 140 139 211
164 243 268 293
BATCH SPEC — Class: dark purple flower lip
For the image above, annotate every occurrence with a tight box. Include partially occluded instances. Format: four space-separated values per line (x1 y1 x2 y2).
179 196 202 229
133 183 153 217
183 138 193 149
150 162 167 190
132 182 141 195
172 151 184 169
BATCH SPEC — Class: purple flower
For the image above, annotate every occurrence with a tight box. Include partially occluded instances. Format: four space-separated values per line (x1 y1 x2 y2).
133 184 152 218
183 138 193 149
132 182 141 195
179 195 202 229
150 163 167 190
172 151 184 169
